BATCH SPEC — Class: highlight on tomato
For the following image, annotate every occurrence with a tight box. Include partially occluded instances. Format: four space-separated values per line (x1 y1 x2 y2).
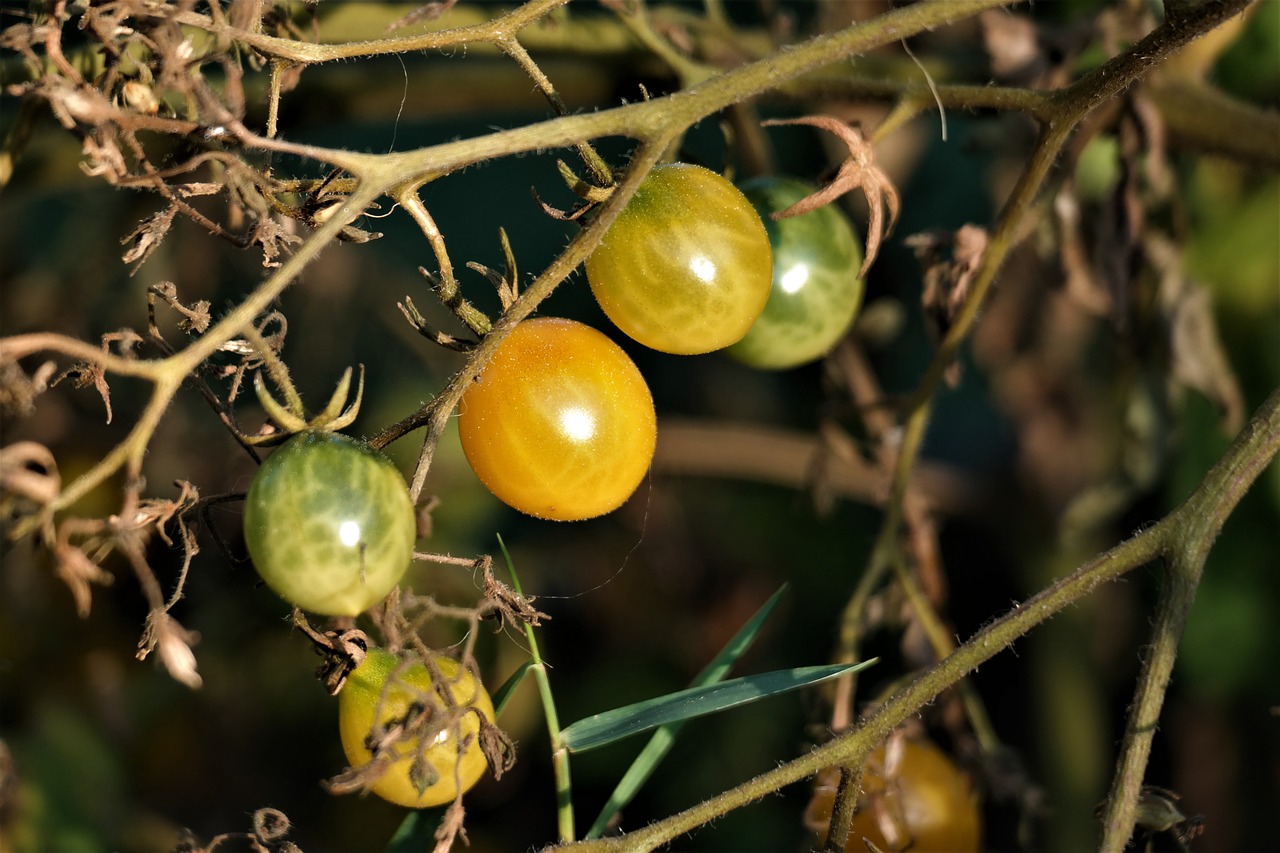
726 176 864 369
242 431 416 617
804 734 982 853
338 647 495 809
457 317 656 521
584 162 773 355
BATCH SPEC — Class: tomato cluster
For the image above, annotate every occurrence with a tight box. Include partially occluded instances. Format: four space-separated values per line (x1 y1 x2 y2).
338 647 495 808
805 736 982 853
242 431 416 616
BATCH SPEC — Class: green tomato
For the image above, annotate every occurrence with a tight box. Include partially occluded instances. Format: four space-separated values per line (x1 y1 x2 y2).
243 431 415 616
585 163 774 355
726 177 863 369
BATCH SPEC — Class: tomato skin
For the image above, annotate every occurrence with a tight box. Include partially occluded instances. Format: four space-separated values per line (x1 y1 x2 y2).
726 177 863 369
806 737 982 853
585 163 773 355
458 318 656 521
338 648 494 809
242 432 415 616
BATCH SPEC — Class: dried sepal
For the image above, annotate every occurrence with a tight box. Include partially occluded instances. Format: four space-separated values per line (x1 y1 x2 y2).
531 185 596 222
761 115 901 278
399 296 477 353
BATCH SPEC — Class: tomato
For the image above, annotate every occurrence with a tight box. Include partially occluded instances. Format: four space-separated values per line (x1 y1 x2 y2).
242 431 415 616
726 177 863 369
584 162 773 355
338 648 494 809
457 317 656 521
805 736 982 853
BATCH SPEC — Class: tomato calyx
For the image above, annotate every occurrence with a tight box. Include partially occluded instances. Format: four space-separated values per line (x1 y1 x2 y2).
238 362 366 446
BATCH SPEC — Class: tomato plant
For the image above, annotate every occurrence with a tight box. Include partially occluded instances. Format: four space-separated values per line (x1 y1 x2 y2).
457 317 657 521
338 647 494 809
805 736 982 853
242 431 416 616
726 177 864 369
584 162 774 354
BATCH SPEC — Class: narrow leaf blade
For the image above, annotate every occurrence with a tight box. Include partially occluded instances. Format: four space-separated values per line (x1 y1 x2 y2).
586 585 788 838
562 660 875 754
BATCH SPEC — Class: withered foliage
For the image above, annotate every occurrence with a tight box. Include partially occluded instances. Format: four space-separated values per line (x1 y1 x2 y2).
1 0 357 271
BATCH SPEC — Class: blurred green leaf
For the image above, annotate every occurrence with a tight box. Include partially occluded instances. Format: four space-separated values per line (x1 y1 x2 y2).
586 585 788 838
385 810 438 853
562 660 875 754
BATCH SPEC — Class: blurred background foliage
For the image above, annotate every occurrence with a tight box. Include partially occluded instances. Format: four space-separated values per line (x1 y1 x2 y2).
1 1 1277 851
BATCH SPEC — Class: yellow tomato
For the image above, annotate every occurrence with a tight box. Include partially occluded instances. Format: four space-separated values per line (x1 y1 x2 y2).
585 163 773 354
806 736 982 853
338 648 494 809
457 317 657 521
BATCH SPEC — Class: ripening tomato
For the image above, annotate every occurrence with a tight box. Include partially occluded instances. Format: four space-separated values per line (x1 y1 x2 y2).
805 736 982 853
585 163 773 355
457 317 656 521
338 648 494 809
726 177 864 369
243 431 415 616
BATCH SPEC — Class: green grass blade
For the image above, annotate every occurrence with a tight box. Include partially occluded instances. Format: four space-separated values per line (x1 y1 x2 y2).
496 534 576 842
491 659 534 718
562 660 876 754
585 585 788 838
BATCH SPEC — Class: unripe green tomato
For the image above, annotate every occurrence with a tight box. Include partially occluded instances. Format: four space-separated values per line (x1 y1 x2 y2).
458 317 656 521
585 163 773 355
242 432 415 616
726 177 863 369
338 648 494 809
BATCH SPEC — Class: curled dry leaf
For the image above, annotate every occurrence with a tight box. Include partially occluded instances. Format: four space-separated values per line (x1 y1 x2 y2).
761 115 900 278
0 441 61 507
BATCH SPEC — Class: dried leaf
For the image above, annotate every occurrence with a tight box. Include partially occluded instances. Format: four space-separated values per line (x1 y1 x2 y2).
907 225 988 387
121 205 178 271
1149 234 1244 434
138 611 203 689
250 216 303 268
0 360 57 417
